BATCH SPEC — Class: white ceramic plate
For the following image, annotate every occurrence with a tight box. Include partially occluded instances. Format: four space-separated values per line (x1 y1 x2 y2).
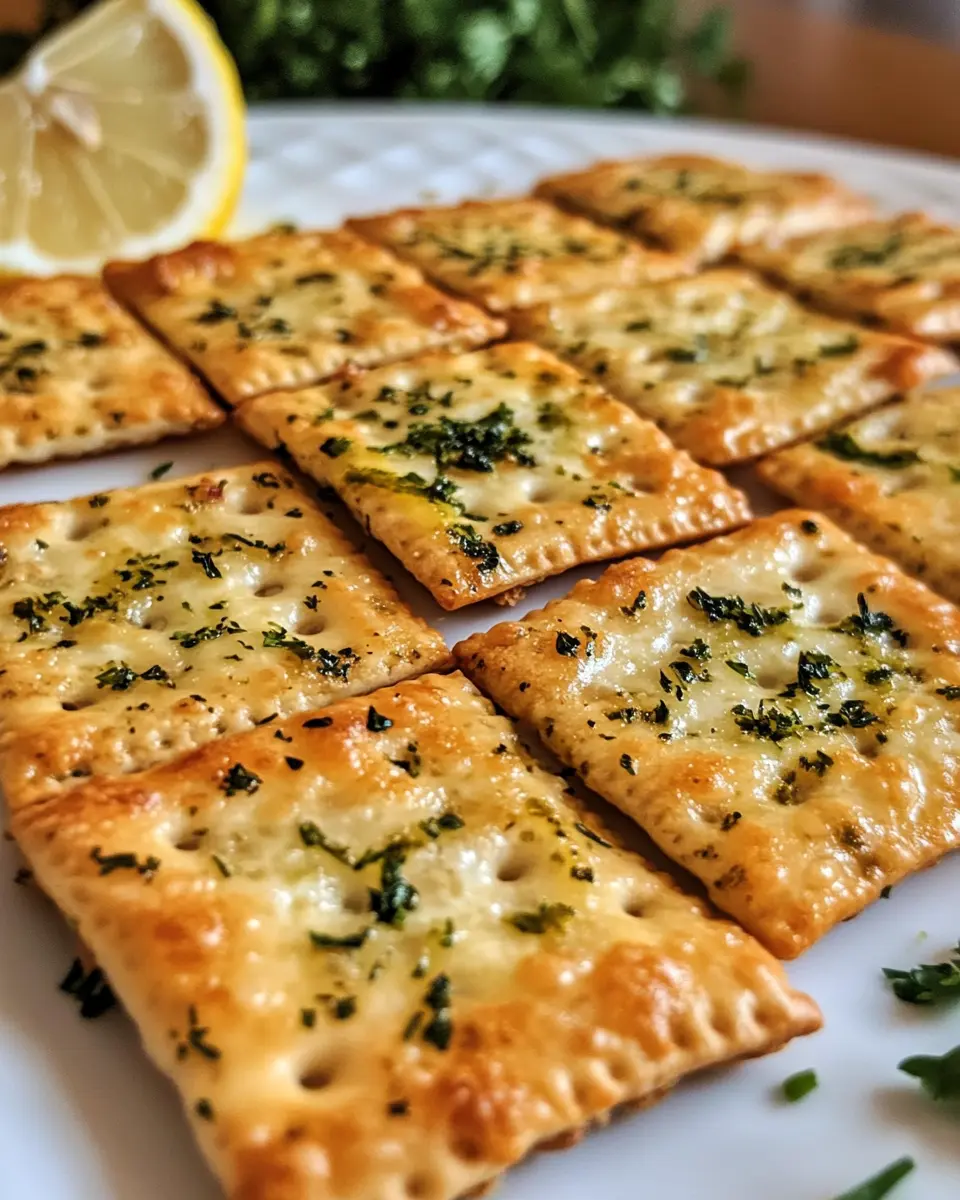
2 106 959 1200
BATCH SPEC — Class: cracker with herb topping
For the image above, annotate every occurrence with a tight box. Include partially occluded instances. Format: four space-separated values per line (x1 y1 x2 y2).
348 197 689 311
457 510 960 957
740 212 960 341
12 670 819 1200
512 270 957 465
535 153 873 262
757 388 960 604
0 462 449 810
0 274 224 468
236 341 750 609
104 229 503 406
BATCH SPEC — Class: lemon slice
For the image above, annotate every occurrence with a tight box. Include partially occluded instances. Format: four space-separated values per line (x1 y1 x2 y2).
0 0 245 274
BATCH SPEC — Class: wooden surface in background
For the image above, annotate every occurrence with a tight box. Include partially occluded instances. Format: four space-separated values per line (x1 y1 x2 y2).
690 0 960 159
3 0 960 160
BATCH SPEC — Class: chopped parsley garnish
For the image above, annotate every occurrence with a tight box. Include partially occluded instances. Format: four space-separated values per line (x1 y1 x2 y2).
285 755 304 771
369 847 419 926
221 763 262 795
179 1005 222 1061
829 233 903 270
726 659 754 680
783 650 840 697
620 590 646 617
816 430 921 469
194 298 237 324
171 616 244 648
620 752 637 774
799 749 834 776
834 593 908 646
419 811 464 839
575 821 612 848
447 523 499 573
606 700 669 725
936 685 960 700
90 847 160 878
262 624 358 679
687 587 789 637
95 662 171 691
898 1045 960 1102
884 943 960 1004
320 436 351 458
309 928 370 949
819 335 860 357
505 902 575 934
389 742 422 777
12 591 66 634
344 466 463 509
555 631 580 656
299 822 352 864
150 461 174 480
380 403 535 473
191 549 223 579
492 520 523 536
59 958 116 1019
781 1068 818 1103
829 1157 915 1200
679 638 711 661
421 973 453 1050
732 701 803 743
366 706 393 732
194 1099 215 1122
824 699 880 729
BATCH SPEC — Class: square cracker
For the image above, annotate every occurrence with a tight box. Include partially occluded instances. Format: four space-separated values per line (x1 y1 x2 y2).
740 212 960 341
0 462 449 810
757 388 960 605
0 274 223 468
12 671 819 1200
104 229 503 406
535 154 873 262
236 341 750 610
457 511 960 958
347 197 689 311
512 269 957 464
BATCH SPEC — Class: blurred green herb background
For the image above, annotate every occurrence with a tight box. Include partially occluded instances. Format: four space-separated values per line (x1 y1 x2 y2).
2 0 746 113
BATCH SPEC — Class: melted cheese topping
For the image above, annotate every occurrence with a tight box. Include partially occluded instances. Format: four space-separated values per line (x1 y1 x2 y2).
759 388 960 605
238 341 748 607
536 154 872 260
349 198 689 310
742 214 960 340
13 672 818 1200
458 511 960 957
0 463 448 806
515 271 955 464
0 274 222 466
104 229 503 404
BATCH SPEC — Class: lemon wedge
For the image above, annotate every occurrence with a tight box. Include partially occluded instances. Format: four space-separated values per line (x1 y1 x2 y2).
0 0 245 274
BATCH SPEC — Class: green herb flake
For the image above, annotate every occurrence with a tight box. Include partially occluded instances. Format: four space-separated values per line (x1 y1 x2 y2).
320 436 351 458
829 1157 915 1200
687 587 789 637
555 631 580 656
620 590 646 617
367 706 393 732
59 958 116 1019
781 1068 818 1103
90 847 160 878
309 928 369 950
194 1099 215 1122
817 430 921 470
369 847 419 927
620 752 637 775
899 1045 960 1101
221 763 261 796
883 943 960 1004
505 901 575 934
